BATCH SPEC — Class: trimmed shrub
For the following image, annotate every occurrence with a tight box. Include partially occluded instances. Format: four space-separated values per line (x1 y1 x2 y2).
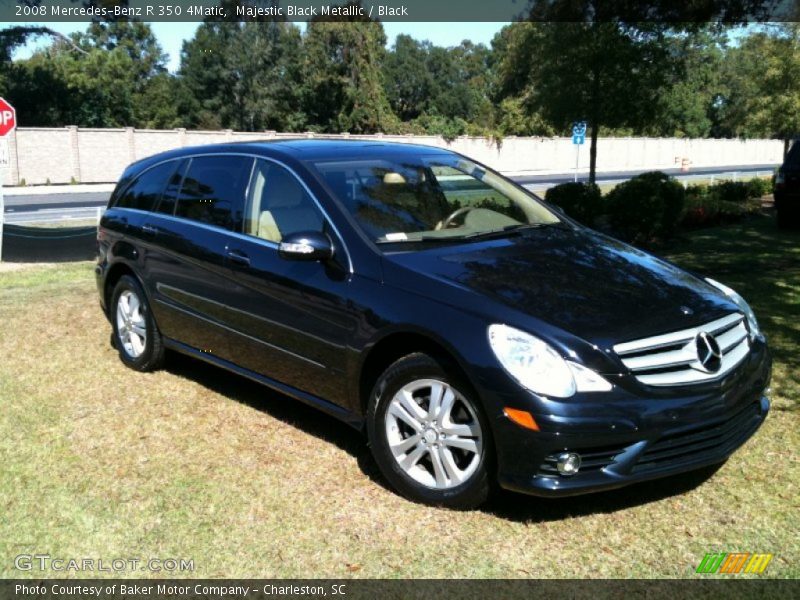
710 181 749 203
681 181 762 229
682 197 742 229
685 183 709 201
606 171 685 244
745 177 772 199
544 182 603 225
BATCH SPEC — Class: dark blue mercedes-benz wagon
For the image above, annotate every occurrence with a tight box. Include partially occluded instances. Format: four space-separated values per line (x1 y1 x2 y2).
96 140 771 508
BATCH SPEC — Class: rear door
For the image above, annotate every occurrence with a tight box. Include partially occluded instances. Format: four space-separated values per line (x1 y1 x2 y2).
220 158 356 403
142 154 254 359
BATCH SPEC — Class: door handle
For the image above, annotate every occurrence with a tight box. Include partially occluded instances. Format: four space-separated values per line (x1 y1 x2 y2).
226 249 250 267
142 224 158 235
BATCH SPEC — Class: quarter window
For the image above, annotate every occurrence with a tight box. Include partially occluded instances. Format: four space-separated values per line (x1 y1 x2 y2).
155 159 189 216
244 160 324 243
115 161 177 211
175 156 252 231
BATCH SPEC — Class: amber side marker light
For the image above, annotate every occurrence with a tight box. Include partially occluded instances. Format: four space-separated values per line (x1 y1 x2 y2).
503 407 539 431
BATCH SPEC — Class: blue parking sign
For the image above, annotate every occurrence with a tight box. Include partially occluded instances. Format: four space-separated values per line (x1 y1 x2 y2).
572 133 585 145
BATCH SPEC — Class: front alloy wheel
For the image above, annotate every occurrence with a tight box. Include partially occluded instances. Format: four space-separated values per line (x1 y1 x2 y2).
368 353 492 509
385 379 483 489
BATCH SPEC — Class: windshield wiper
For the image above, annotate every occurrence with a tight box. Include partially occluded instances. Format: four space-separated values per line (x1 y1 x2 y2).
457 222 563 240
376 222 564 244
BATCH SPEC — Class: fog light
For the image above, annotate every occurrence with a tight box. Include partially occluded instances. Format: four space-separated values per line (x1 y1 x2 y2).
556 452 581 476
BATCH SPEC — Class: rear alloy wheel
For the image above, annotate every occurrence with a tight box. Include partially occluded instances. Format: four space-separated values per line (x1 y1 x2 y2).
368 353 491 509
110 275 165 372
116 289 147 358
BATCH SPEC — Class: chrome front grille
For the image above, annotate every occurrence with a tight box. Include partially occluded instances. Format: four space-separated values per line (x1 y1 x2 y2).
614 313 750 387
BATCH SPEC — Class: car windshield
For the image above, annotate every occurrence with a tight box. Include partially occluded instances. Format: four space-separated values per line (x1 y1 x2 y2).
311 154 561 244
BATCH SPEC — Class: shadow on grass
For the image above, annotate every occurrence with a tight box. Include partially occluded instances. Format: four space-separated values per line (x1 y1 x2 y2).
163 351 387 485
485 464 723 523
164 351 722 519
663 213 800 412
156 212 795 518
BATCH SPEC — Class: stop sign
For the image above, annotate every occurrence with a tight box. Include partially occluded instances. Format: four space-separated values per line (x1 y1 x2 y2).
0 98 16 137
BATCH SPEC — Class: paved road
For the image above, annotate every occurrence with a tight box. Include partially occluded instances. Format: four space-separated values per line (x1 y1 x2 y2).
3 192 109 224
514 163 777 188
2 163 778 224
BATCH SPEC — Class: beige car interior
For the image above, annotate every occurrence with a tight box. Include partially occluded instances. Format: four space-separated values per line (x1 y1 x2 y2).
246 162 324 243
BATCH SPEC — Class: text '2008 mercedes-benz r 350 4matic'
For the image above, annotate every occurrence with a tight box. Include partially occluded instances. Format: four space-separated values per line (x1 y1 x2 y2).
96 140 771 509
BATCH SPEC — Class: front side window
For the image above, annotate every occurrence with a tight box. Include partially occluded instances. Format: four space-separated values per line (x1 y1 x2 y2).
244 159 324 243
313 155 561 244
174 155 252 231
115 161 177 211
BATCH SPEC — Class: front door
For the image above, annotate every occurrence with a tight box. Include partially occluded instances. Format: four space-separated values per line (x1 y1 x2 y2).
220 159 356 406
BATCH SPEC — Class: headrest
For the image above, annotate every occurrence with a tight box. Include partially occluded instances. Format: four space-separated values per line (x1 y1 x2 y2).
383 172 406 184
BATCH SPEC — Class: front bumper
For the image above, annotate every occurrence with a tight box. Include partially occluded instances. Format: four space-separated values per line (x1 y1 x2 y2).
490 341 772 497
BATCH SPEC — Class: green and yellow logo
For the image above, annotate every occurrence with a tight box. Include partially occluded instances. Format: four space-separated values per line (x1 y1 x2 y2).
696 552 773 574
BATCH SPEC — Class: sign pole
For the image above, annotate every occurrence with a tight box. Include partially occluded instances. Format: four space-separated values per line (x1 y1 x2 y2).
0 97 16 263
571 121 586 183
0 168 4 263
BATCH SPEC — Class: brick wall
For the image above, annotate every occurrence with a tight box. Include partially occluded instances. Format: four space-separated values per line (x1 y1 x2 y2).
0 127 785 186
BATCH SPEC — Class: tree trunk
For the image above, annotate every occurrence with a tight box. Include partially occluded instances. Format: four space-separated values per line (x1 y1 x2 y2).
589 121 599 184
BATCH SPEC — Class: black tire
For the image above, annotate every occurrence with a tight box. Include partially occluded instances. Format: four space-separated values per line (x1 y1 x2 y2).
367 353 492 509
110 275 165 372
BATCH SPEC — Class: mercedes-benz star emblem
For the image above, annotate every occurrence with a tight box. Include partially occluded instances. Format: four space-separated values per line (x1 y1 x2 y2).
695 331 723 373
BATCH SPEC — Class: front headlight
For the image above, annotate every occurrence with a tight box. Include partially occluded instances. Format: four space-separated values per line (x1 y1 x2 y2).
705 278 762 339
488 324 612 398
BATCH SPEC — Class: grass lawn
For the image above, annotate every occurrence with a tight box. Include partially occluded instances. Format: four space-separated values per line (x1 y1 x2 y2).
0 214 797 579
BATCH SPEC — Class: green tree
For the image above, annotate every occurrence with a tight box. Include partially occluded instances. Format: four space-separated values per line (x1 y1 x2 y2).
2 22 174 128
491 23 556 136
499 22 676 182
383 34 434 121
179 21 305 131
303 12 398 134
77 21 168 82
5 35 139 127
719 24 800 156
654 27 730 138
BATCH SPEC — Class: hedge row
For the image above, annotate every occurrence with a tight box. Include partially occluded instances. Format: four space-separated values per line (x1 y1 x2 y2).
544 173 771 244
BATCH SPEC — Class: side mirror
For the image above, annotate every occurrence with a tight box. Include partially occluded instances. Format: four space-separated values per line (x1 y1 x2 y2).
278 231 334 262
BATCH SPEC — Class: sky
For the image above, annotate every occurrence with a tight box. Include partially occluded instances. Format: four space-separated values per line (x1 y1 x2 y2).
4 21 509 72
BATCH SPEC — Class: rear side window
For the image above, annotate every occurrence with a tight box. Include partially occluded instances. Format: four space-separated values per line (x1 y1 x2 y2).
115 161 177 211
175 155 252 231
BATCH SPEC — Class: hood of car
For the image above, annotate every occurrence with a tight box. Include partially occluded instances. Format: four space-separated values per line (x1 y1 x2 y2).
383 225 737 348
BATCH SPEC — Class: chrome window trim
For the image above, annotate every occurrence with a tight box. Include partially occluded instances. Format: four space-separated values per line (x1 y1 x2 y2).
110 151 353 273
121 207 280 250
